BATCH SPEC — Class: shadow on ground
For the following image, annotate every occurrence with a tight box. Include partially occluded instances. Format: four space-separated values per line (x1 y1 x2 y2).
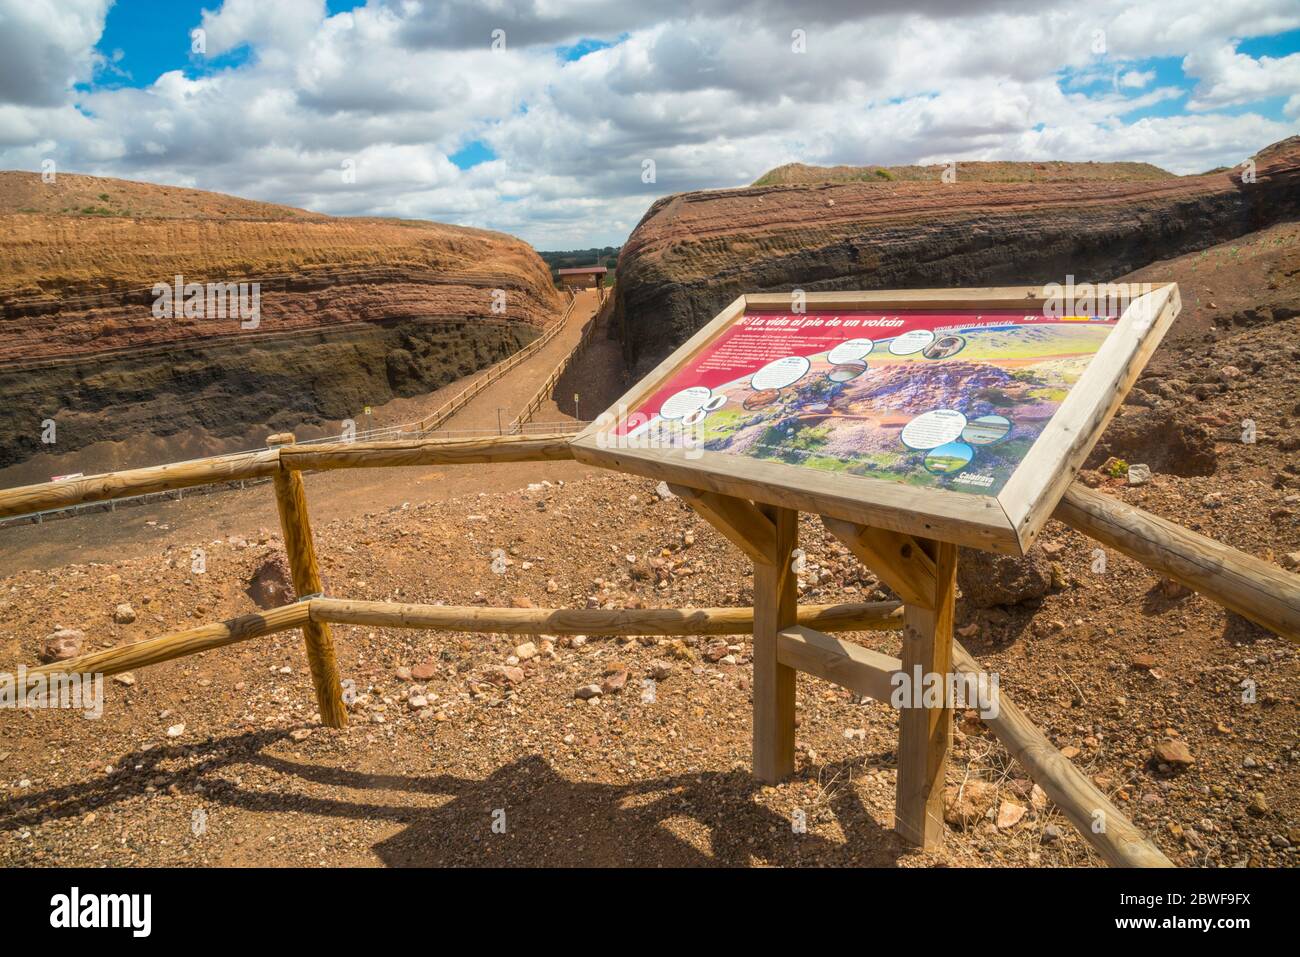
1 731 908 867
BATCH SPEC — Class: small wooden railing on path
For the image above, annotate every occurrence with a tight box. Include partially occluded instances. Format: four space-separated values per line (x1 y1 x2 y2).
4 430 1297 868
508 287 611 434
415 293 579 432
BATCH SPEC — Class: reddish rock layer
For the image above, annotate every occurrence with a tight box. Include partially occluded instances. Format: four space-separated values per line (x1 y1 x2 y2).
614 137 1300 373
0 172 562 363
0 172 562 469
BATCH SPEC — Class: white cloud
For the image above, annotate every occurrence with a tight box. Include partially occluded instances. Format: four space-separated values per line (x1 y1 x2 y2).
0 0 1296 247
0 0 110 106
1184 43 1300 109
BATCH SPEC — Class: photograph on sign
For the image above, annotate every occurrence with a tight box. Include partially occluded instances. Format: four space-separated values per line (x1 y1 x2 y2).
610 310 1118 497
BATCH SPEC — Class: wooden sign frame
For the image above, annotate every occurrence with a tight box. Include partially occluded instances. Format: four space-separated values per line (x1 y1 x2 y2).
571 284 1181 555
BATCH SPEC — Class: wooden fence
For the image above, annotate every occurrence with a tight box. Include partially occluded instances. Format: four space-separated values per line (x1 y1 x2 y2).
507 290 609 434
6 430 1299 868
415 295 578 431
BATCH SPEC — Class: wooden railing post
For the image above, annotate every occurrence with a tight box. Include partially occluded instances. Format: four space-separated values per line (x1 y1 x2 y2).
268 433 347 728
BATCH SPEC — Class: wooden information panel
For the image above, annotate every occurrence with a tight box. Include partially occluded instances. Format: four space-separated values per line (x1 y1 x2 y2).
572 285 1180 554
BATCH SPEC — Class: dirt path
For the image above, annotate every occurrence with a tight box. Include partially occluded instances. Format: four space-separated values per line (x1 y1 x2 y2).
0 291 620 576
439 289 600 432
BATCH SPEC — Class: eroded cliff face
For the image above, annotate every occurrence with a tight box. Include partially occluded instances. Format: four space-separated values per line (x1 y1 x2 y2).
0 172 563 470
0 317 537 475
614 137 1300 374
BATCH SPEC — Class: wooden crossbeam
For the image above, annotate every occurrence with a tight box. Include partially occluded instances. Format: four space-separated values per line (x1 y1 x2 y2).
669 484 777 564
822 516 938 608
773 625 1173 868
777 625 899 702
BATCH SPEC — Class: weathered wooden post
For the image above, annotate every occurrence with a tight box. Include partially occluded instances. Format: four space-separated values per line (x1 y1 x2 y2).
895 539 956 849
267 432 347 728
753 504 799 783
822 519 956 849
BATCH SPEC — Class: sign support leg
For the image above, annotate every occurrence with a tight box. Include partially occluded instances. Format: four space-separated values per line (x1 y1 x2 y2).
894 539 956 849
753 504 798 783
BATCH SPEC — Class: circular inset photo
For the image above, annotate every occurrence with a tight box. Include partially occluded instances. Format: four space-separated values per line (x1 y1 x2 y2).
828 338 874 363
900 408 967 450
828 361 867 383
961 414 1012 445
703 394 727 412
889 328 936 356
743 389 782 411
660 386 712 420
922 334 966 360
923 441 975 474
751 355 810 391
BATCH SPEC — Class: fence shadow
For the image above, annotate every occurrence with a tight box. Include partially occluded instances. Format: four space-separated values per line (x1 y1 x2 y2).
0 731 907 867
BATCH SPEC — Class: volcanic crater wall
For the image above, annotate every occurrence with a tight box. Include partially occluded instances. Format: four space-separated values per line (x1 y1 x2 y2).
0 171 564 473
0 316 537 472
613 137 1300 374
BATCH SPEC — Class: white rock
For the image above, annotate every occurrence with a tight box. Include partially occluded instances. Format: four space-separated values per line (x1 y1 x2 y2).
996 800 1027 829
1127 463 1152 486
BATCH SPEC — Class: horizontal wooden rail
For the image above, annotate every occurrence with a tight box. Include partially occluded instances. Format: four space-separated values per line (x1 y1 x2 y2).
1053 484 1300 642
277 433 576 471
0 448 280 521
777 625 900 701
775 626 1173 868
2 430 1295 649
24 603 310 679
310 597 903 635
22 598 899 684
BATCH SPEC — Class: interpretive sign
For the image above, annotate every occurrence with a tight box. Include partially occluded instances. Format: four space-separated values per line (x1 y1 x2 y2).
571 285 1180 554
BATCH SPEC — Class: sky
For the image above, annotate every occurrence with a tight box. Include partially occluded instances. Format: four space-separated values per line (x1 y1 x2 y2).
0 1 1297 249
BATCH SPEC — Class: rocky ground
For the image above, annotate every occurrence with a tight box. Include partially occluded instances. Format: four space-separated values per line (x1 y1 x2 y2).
0 215 1296 871
0 452 1294 867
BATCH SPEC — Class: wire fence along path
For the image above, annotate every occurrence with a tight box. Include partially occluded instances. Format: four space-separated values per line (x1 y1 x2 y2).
1 295 594 528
